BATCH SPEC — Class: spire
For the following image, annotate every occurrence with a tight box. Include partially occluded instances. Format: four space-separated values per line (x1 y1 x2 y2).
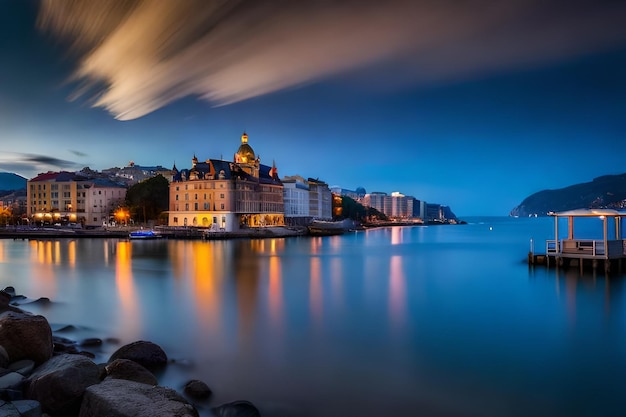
241 131 248 144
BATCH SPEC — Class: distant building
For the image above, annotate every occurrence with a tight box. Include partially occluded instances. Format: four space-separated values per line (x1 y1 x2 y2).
308 178 332 220
168 133 284 231
102 162 173 185
329 186 366 201
282 175 310 226
27 171 126 227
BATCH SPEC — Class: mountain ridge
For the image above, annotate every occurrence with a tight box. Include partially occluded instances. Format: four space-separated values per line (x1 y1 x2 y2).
0 172 27 192
510 173 626 217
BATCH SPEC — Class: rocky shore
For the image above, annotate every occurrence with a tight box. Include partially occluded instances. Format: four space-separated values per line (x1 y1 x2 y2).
0 286 261 417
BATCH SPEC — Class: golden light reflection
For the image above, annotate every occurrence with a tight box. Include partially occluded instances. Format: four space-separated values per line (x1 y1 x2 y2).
309 237 321 255
330 257 343 308
268 255 283 332
115 241 141 338
389 255 407 331
189 241 222 334
0 240 4 263
68 240 76 267
309 257 323 325
53 241 61 265
28 240 56 295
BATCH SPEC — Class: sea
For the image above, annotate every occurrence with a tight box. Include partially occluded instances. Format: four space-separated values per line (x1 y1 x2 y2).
1 216 626 417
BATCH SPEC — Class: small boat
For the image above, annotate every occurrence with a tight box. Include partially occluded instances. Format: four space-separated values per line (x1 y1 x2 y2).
307 219 352 236
129 230 162 240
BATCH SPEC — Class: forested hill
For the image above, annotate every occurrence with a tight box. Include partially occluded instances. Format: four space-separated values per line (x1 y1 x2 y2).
510 173 626 217
0 173 26 192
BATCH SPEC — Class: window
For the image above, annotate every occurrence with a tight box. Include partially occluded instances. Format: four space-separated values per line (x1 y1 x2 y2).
174 217 178 224
220 204 224 210
220 193 224 199
194 203 198 210
175 195 179 201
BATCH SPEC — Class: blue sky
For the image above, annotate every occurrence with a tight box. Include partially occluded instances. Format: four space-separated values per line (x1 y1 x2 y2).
1 0 625 216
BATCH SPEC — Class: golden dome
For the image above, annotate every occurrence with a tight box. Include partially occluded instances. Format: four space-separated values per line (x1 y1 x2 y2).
235 132 255 163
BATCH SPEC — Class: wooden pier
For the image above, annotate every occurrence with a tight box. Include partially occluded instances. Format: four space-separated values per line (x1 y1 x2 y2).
528 209 626 274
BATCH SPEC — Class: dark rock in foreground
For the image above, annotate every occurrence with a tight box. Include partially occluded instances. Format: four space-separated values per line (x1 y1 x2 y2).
0 311 53 365
79 379 198 417
105 359 158 386
108 340 167 370
24 354 100 416
184 379 212 399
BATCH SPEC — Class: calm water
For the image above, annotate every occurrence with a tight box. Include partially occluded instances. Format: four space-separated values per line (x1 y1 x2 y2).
2 217 626 417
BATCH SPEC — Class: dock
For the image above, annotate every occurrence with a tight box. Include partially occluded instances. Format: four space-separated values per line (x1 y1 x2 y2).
528 209 626 273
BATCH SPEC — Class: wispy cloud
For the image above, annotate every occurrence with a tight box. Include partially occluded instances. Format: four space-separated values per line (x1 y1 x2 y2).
38 0 626 120
0 152 81 177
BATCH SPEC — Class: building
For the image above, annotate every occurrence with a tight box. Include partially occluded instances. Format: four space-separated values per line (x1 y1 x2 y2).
27 171 126 227
282 175 310 226
102 162 173 185
308 178 332 220
168 133 284 231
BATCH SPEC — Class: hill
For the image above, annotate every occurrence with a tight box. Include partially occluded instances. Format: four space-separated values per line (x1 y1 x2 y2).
510 173 626 217
0 173 27 192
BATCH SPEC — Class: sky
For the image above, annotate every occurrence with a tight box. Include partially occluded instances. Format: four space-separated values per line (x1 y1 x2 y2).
1 0 625 216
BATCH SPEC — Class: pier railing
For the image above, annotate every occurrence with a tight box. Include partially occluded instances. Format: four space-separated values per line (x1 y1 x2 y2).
546 239 626 258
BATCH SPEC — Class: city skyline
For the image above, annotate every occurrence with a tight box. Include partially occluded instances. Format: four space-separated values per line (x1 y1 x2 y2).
2 0 626 216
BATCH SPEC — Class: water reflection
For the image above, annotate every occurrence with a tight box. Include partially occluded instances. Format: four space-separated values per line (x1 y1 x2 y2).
115 241 141 339
389 255 407 332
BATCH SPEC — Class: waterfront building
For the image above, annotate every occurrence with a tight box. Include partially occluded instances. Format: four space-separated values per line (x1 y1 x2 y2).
168 133 284 231
27 172 126 227
283 175 310 226
329 186 366 202
308 178 332 220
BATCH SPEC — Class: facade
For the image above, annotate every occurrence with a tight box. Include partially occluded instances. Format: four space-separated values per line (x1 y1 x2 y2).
102 162 173 185
365 191 424 220
308 178 332 220
168 133 284 231
27 172 126 227
282 176 310 226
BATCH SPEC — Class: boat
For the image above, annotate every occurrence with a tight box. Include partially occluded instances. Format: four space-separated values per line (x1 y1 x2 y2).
307 219 352 236
129 230 162 240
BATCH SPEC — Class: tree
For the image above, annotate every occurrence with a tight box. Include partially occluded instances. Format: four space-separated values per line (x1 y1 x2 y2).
335 196 387 223
125 175 169 224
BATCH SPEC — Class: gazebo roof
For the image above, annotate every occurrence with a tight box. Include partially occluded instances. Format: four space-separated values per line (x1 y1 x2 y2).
551 209 626 218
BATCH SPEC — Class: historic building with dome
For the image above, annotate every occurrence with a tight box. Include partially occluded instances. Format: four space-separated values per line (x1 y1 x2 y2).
168 133 284 231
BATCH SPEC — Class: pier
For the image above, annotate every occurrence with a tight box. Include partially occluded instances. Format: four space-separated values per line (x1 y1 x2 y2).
529 209 626 273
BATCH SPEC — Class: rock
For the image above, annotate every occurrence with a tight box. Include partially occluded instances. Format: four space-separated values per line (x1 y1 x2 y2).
0 346 9 369
12 400 41 417
212 400 261 417
0 312 52 364
24 354 100 417
8 359 35 377
0 293 21 314
183 379 212 400
79 339 102 347
108 341 167 370
0 400 20 417
79 379 198 417
104 359 157 386
0 372 24 390
2 288 15 298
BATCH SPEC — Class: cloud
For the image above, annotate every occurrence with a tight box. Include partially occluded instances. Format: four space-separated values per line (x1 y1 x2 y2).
0 152 81 178
69 149 88 157
38 0 626 120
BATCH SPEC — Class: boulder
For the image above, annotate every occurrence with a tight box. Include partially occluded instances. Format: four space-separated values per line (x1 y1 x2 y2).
0 312 52 364
0 346 9 369
24 354 100 417
79 379 198 417
104 359 157 386
0 292 21 315
0 371 24 390
8 359 35 377
212 400 261 417
184 379 212 399
10 400 41 417
108 341 167 370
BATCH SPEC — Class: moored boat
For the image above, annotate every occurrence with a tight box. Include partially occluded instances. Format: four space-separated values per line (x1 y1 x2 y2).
129 230 162 240
307 219 352 236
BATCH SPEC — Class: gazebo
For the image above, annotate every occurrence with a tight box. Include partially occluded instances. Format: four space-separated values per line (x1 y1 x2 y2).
546 209 626 272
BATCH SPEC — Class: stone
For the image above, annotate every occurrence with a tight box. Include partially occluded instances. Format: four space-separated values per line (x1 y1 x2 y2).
0 372 24 390
79 338 102 347
0 346 9 369
212 400 261 417
0 312 52 365
24 354 100 417
108 341 167 370
104 359 157 386
183 379 212 399
0 400 20 417
12 400 41 417
8 359 35 377
79 379 198 417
